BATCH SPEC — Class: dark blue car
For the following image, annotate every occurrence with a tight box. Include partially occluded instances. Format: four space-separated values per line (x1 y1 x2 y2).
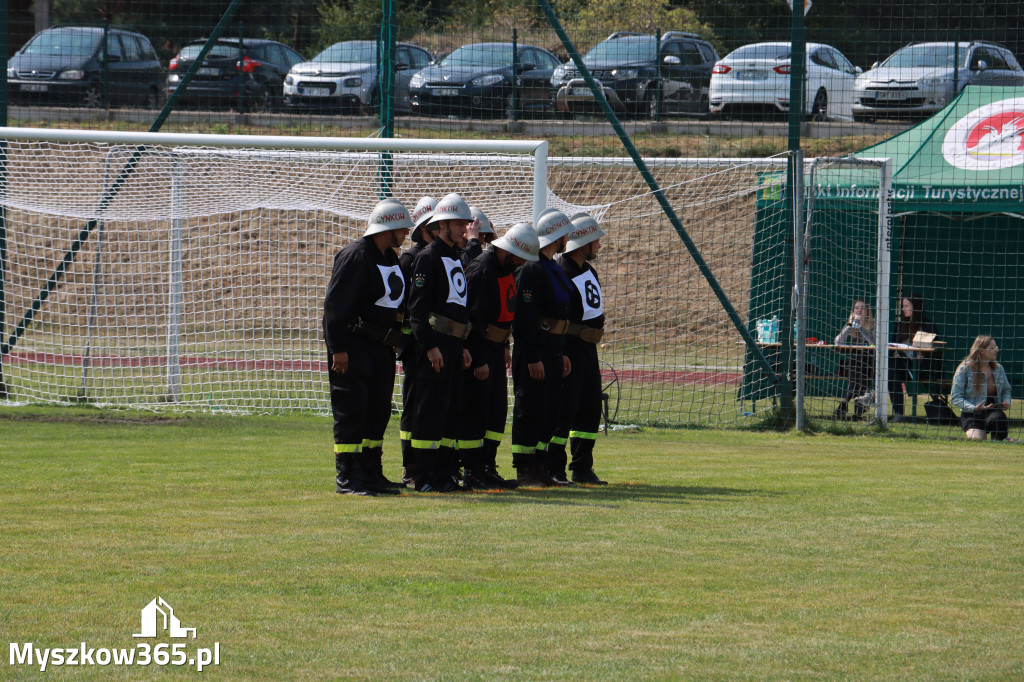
166 38 304 111
408 42 561 118
8 26 164 108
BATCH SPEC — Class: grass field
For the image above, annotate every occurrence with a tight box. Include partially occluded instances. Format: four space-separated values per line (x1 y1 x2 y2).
3 405 1023 679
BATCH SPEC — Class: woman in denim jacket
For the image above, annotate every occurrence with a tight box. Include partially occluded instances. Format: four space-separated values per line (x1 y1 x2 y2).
950 335 1012 441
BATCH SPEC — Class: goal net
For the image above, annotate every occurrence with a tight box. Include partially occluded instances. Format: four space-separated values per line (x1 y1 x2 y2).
0 127 800 428
0 129 550 411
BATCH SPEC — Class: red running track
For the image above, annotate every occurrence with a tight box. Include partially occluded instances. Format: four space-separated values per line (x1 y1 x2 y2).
3 352 742 386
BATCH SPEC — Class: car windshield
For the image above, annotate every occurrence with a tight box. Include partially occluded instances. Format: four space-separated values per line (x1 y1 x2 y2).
22 29 100 58
179 43 245 60
314 42 377 63
584 37 656 63
441 44 513 68
729 44 790 60
881 44 968 69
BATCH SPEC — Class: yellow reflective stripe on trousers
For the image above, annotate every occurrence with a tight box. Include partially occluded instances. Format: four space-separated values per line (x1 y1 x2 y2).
458 439 484 450
484 430 504 442
440 437 456 449
410 439 439 449
549 436 567 445
569 430 599 440
535 441 548 452
334 443 361 453
400 430 411 442
361 439 383 449
511 444 535 454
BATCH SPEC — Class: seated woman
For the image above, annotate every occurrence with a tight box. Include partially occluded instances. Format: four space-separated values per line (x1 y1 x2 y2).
833 299 876 420
950 335 1011 441
888 294 938 423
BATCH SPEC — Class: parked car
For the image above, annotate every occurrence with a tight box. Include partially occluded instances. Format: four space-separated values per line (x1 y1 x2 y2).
709 42 861 121
853 42 1024 122
7 26 163 108
166 38 303 111
408 42 560 118
551 31 719 119
283 40 433 113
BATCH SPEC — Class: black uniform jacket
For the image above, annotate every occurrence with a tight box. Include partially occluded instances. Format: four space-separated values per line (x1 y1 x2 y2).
512 254 574 366
408 237 471 350
323 236 405 357
465 249 516 368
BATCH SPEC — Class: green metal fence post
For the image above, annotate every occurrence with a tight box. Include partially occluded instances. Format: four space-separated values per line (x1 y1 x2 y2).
780 0 807 427
510 28 519 122
0 0 8 397
535 0 779 384
377 0 395 199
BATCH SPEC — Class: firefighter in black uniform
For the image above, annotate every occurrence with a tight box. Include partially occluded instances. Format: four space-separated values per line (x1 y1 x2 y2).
510 209 576 487
407 193 474 492
323 198 413 495
398 196 438 485
553 213 609 485
460 222 540 489
462 205 495 264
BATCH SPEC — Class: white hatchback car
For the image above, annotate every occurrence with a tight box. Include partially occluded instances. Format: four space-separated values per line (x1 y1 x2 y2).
709 42 861 121
283 40 433 113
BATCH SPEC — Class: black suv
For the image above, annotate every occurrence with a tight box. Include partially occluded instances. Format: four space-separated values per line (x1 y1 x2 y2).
551 31 719 119
167 38 304 112
8 26 163 108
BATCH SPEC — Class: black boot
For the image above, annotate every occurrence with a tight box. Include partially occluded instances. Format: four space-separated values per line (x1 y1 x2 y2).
366 446 403 490
833 401 849 420
547 442 572 485
335 453 375 496
461 448 494 489
569 437 606 484
413 449 458 493
482 441 518 489
514 453 549 487
357 451 400 495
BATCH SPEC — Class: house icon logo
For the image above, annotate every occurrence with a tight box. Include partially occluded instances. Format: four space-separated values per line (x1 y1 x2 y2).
133 597 197 639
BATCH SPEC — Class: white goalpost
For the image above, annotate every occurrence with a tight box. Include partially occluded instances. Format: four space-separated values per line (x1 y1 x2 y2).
0 128 550 410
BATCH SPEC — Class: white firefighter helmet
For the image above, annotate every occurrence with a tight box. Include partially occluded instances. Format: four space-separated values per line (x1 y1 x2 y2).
565 212 606 252
410 195 438 241
469 205 494 234
534 208 573 248
430 192 473 223
491 222 540 262
364 198 414 237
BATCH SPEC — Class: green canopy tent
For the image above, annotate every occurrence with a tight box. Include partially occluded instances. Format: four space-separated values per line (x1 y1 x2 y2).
742 85 1024 414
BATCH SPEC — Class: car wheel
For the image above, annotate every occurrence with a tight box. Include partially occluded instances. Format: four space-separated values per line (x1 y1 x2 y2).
853 113 876 124
82 83 103 108
810 89 828 121
250 86 274 112
504 95 517 120
361 89 381 116
645 89 660 121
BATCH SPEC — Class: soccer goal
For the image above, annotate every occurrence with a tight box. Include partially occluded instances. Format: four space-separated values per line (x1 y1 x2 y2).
799 156 893 425
0 128 550 410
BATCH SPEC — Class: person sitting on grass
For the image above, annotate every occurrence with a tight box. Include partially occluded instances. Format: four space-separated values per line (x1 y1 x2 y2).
833 299 876 421
949 335 1011 441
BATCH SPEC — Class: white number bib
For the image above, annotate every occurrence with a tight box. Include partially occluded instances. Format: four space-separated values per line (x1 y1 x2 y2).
374 264 405 309
442 257 468 306
572 269 603 321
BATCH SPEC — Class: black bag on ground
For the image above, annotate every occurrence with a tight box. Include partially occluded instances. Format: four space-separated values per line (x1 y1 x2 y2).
924 395 958 425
